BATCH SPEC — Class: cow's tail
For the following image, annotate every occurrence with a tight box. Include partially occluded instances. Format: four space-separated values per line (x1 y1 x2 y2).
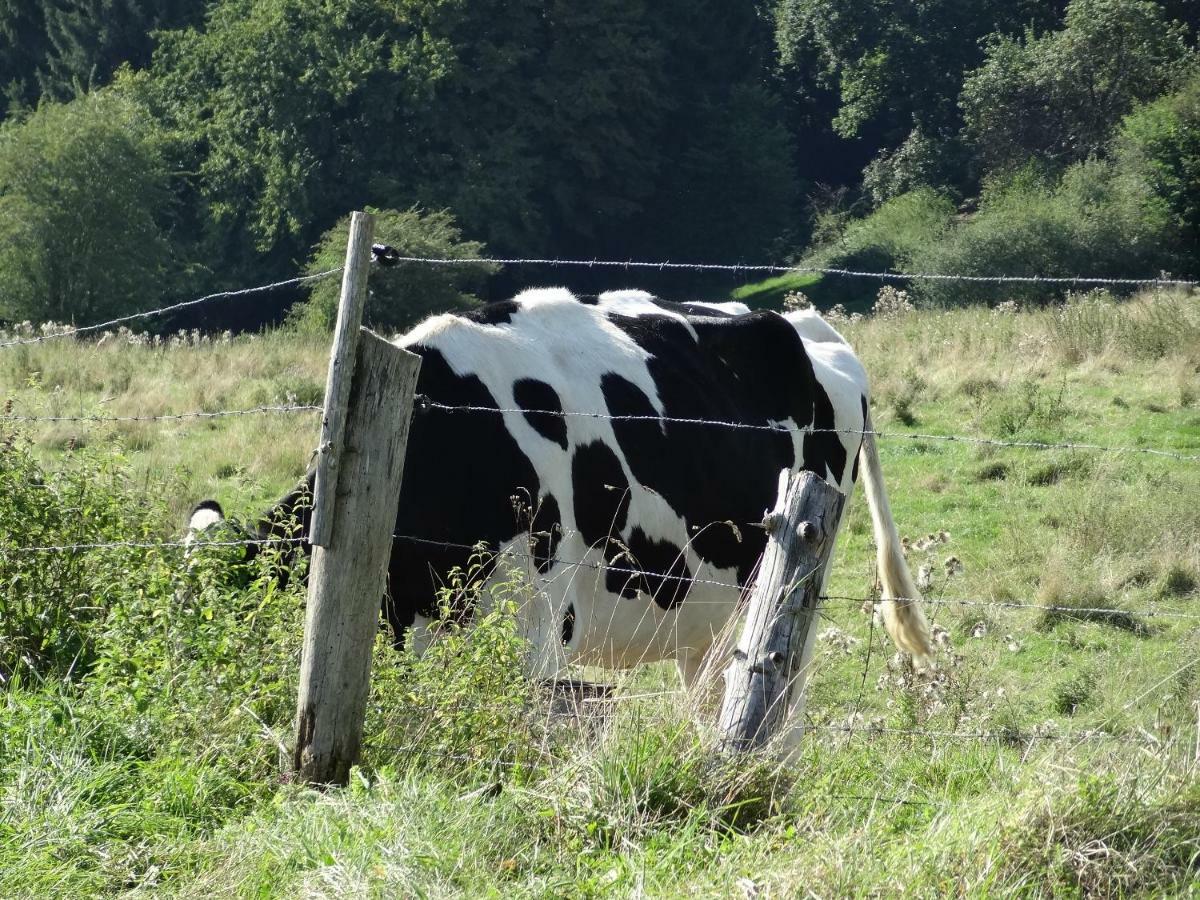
858 410 934 664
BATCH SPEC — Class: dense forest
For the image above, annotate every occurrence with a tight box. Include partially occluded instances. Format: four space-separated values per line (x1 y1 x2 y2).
1 0 1197 328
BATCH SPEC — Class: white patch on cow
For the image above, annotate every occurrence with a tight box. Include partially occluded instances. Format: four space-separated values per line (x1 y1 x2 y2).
684 300 751 316
185 506 224 547
595 290 699 340
784 308 850 345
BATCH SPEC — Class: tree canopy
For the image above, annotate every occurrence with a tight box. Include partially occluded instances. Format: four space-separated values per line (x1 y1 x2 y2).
0 0 1196 327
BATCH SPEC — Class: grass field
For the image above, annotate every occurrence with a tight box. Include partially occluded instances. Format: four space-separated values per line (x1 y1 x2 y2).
2 289 1199 896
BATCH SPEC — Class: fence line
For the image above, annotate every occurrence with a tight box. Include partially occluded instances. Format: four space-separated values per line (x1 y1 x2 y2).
12 529 1187 624
4 251 1195 353
375 700 1177 752
2 536 307 553
384 254 1200 287
388 533 1200 620
4 392 1193 462
0 404 323 425
0 268 342 349
4 393 1194 462
416 396 1200 462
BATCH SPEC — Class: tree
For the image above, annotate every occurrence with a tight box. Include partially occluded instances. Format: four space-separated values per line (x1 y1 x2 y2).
775 0 1059 200
290 207 497 333
0 91 175 325
0 1 201 122
1115 70 1200 253
961 0 1194 174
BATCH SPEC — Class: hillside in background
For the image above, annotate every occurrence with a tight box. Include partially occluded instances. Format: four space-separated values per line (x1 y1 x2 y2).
0 0 1198 330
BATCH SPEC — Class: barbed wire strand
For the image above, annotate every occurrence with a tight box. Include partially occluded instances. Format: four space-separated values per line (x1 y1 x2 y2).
4 527 1197 622
416 397 1200 462
0 404 323 424
0 269 342 349
389 533 1200 619
386 254 1200 287
1 536 306 553
3 393 1193 463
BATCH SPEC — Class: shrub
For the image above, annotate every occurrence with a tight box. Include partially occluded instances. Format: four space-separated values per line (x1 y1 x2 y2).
289 207 498 334
801 188 955 308
862 128 966 205
961 0 1193 174
368 556 541 777
0 429 173 683
910 162 1174 306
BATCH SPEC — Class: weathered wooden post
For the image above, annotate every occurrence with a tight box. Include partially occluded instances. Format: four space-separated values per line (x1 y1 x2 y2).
716 469 845 754
293 211 422 785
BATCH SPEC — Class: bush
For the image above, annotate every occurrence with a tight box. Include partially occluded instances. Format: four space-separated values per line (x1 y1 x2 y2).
910 161 1174 306
289 207 498 334
368 555 541 778
862 128 966 205
800 189 955 308
0 90 175 326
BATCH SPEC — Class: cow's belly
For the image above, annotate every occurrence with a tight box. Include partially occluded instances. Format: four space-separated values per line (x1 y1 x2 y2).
537 543 742 670
567 568 741 669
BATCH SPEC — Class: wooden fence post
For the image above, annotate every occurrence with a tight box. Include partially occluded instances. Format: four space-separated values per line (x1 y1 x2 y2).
716 469 845 754
311 210 374 549
293 211 423 785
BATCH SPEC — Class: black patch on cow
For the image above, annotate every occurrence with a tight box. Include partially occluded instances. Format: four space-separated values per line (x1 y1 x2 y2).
530 493 563 574
514 378 568 449
386 347 540 641
576 294 599 305
571 440 631 548
627 529 692 609
561 603 575 646
851 394 867 483
468 300 519 325
602 540 641 599
191 498 224 518
600 311 814 583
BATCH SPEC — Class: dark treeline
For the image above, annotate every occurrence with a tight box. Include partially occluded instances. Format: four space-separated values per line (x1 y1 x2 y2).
1 0 1197 330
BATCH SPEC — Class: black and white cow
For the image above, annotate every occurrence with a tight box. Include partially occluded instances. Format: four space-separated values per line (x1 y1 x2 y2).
189 289 931 697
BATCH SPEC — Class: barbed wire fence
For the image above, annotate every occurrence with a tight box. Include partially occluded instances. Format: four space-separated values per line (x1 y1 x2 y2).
2 248 1198 777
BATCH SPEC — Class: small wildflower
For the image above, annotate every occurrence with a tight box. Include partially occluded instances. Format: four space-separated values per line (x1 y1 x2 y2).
872 285 914 318
917 563 934 593
782 291 812 312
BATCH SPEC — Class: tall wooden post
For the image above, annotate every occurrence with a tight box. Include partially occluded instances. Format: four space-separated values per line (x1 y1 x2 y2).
293 211 423 785
311 210 374 549
716 469 845 754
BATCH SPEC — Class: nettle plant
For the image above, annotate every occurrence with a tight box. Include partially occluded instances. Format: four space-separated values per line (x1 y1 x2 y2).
0 427 174 685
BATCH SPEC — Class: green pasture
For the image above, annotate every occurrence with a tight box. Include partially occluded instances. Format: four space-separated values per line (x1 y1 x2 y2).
1 293 1198 896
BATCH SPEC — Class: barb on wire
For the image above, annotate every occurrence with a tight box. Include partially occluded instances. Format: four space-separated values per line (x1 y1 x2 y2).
0 404 323 425
415 396 1200 462
382 253 1200 287
0 269 342 349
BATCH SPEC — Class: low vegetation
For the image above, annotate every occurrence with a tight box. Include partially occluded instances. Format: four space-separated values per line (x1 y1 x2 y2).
1 292 1199 896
